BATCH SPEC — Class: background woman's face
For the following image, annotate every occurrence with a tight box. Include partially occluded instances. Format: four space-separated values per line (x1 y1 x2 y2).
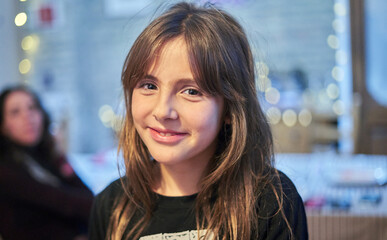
1 91 44 146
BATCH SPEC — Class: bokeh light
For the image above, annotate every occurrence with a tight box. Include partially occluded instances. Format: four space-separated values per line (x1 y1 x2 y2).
334 3 347 16
333 100 345 115
265 87 280 105
266 107 281 125
298 109 312 127
19 59 31 74
327 83 340 99
15 12 27 27
327 35 339 49
98 105 115 127
335 50 348 65
332 19 345 33
256 62 271 92
21 35 40 52
332 66 344 82
282 109 297 127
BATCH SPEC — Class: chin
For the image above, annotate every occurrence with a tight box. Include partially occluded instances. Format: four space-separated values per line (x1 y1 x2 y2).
18 137 41 147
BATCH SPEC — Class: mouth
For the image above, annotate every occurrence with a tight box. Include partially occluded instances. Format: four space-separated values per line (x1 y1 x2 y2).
148 127 187 144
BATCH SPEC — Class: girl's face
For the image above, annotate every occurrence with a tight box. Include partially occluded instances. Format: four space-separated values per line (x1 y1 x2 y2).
131 37 224 169
1 91 44 146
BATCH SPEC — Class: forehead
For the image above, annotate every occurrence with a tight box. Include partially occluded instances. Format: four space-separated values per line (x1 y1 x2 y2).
4 91 35 109
148 37 190 73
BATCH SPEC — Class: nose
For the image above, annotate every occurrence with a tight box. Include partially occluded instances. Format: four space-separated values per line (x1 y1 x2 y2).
152 93 178 121
23 108 39 124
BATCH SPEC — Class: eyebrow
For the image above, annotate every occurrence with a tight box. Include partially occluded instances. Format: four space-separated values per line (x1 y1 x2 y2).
143 74 197 85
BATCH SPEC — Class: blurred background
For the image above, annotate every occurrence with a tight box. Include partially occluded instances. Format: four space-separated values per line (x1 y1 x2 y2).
1 0 386 239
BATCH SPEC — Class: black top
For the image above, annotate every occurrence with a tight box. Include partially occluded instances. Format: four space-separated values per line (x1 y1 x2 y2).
0 148 94 240
89 171 308 240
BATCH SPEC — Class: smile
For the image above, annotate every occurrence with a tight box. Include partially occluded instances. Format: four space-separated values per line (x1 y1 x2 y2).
149 127 187 144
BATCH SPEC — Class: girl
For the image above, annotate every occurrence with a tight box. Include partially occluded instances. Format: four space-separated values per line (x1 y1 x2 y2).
90 2 308 240
0 86 94 240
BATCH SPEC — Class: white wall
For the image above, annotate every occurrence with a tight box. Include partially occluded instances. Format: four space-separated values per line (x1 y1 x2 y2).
0 0 20 89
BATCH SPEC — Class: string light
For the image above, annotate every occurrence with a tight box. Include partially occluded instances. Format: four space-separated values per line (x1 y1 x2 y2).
298 109 312 127
98 105 115 127
334 3 347 16
332 19 345 33
15 12 27 26
335 50 347 65
327 35 339 49
327 83 340 99
266 107 281 125
265 87 280 105
21 35 40 52
19 59 31 74
256 62 271 92
331 66 344 82
282 109 297 127
332 100 345 115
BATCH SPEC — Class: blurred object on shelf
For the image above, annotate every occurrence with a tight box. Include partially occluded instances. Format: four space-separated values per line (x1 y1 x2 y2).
276 153 387 240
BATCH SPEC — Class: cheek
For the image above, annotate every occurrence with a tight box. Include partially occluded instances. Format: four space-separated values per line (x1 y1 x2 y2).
131 92 149 127
2 120 21 140
186 103 224 136
34 112 44 129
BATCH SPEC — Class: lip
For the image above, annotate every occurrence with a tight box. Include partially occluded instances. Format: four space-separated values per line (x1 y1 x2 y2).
148 127 187 144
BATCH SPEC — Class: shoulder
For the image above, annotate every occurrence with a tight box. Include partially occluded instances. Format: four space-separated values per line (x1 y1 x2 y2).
89 178 125 240
256 170 308 239
258 170 303 206
94 178 125 211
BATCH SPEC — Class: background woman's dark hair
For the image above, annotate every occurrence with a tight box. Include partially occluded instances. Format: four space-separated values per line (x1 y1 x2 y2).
0 85 57 162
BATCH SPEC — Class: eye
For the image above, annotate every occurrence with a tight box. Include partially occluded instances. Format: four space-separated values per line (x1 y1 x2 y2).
28 103 39 111
139 82 157 90
10 109 20 116
183 88 201 96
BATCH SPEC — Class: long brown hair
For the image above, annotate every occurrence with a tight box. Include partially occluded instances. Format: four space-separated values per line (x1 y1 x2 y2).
109 2 290 239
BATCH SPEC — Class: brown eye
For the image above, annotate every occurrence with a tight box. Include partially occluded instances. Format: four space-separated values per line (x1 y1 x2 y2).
183 89 201 96
9 108 20 117
143 83 157 90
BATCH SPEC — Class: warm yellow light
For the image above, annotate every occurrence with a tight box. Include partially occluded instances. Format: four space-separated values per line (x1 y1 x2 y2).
332 100 344 115
19 59 31 74
265 87 280 105
98 105 115 127
327 35 339 49
318 90 330 105
327 83 340 99
298 109 312 127
332 66 344 81
282 109 297 127
257 76 272 92
332 19 345 33
20 0 27 2
256 62 269 77
256 62 271 92
335 50 347 65
21 35 40 52
15 12 27 27
266 107 281 125
334 3 347 16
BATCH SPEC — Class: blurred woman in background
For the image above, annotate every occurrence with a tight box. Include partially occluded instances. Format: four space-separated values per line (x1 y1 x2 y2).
0 85 94 240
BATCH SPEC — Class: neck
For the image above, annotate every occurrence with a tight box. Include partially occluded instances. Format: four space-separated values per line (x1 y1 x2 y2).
154 160 208 197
